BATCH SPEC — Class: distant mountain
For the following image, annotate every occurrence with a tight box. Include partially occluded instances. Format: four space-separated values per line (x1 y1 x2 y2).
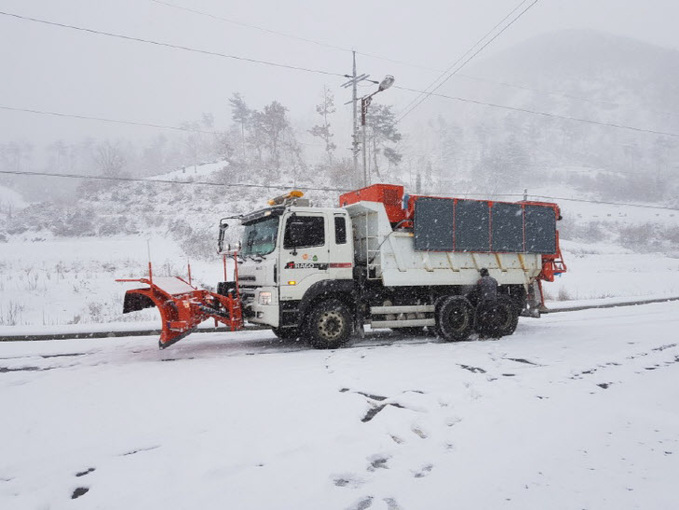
467 29 679 130
405 30 679 204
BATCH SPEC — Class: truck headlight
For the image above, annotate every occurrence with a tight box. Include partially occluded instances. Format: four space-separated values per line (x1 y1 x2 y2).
258 291 272 305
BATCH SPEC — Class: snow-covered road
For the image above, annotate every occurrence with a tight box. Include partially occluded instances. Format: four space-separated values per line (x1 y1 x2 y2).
1 302 678 509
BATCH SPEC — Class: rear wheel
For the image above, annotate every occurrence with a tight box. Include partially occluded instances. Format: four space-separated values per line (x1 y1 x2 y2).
475 295 519 338
436 296 474 342
305 299 352 349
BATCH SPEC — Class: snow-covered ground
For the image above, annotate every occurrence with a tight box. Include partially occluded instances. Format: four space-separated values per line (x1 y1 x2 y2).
0 235 227 327
1 301 678 509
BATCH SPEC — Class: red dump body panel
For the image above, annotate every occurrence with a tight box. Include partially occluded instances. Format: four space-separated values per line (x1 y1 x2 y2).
339 184 407 224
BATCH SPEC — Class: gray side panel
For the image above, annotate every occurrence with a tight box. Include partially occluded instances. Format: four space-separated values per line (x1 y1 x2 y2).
414 198 454 251
491 202 524 252
455 200 490 252
525 205 556 253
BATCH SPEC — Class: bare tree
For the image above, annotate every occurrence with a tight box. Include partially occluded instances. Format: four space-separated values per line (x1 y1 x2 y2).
93 140 126 178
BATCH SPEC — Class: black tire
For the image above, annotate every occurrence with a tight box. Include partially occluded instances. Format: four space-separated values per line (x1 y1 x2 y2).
436 296 474 342
271 327 299 340
475 295 519 339
305 299 352 349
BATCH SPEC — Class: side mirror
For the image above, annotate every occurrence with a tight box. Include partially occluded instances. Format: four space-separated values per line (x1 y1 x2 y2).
217 219 229 253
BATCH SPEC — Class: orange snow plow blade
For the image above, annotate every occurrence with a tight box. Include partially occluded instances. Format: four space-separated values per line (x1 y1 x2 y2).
117 276 243 348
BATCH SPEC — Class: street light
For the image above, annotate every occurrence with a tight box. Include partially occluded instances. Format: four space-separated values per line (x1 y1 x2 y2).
361 75 395 187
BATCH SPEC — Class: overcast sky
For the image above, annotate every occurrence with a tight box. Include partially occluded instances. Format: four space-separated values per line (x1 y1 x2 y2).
2 0 679 148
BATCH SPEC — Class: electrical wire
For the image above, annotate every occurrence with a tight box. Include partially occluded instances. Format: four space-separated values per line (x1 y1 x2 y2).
426 191 679 212
0 10 344 78
397 0 530 120
0 104 326 148
147 0 446 75
148 0 679 123
2 169 677 212
0 169 354 193
147 0 352 54
394 85 679 139
0 105 219 135
2 9 674 142
397 0 540 122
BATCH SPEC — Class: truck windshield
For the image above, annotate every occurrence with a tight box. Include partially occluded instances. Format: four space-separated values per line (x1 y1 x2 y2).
241 216 280 257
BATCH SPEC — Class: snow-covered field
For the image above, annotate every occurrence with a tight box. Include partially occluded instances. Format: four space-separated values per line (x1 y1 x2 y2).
1 301 678 509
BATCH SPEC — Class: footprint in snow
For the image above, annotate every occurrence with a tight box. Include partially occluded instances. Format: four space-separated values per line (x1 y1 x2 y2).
346 496 373 510
413 464 434 478
411 426 428 439
367 454 390 472
333 474 365 489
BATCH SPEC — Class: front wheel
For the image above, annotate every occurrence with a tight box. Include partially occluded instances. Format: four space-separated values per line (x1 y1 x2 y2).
436 296 474 342
272 327 299 340
305 299 352 349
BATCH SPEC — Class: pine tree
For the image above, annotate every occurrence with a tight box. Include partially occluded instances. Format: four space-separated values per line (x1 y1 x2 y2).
309 87 337 163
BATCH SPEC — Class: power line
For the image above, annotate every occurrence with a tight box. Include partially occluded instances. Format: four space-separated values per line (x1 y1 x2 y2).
454 73 679 123
398 0 540 122
529 195 679 212
0 104 325 148
2 10 677 150
147 0 444 75
3 8 673 143
4 79 678 151
0 105 219 135
398 0 531 120
0 10 344 79
146 0 679 124
0 169 352 193
435 191 679 212
148 0 352 54
3 5 673 139
394 85 679 139
2 169 677 212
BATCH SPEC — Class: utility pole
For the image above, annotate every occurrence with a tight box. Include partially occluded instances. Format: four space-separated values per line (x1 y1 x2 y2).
343 59 395 188
342 54 371 188
352 52 358 184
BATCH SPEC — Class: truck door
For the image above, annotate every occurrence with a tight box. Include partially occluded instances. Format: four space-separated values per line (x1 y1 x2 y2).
279 212 329 299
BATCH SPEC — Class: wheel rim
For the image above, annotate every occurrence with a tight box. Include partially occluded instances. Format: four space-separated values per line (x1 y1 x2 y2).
316 311 345 341
446 304 469 333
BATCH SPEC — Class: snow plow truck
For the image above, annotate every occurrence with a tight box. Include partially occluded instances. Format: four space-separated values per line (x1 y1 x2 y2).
118 184 566 349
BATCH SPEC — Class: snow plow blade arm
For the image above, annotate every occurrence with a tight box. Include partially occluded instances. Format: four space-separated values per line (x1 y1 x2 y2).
117 276 243 349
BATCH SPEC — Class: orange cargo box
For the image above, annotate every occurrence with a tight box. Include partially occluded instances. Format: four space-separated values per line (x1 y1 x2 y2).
339 184 407 224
